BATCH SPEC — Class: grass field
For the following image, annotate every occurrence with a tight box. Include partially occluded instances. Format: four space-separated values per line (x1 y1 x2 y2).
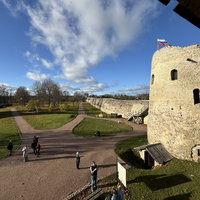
0 108 21 159
73 118 132 137
82 102 107 117
98 135 200 200
114 135 147 167
15 102 79 130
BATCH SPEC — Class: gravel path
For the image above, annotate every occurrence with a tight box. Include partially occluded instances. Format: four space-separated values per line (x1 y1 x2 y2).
0 103 147 200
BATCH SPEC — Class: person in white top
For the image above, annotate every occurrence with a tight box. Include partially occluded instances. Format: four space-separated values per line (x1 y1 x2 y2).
22 145 29 162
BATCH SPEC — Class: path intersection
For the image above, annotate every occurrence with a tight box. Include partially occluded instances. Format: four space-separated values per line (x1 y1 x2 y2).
0 103 147 200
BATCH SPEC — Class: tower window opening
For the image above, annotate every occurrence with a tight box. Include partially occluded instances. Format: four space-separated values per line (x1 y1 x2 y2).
193 89 200 105
198 149 200 156
151 74 154 85
171 69 178 80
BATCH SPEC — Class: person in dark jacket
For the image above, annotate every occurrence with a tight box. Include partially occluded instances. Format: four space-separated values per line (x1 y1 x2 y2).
7 140 13 156
94 130 100 136
35 143 40 157
31 140 37 155
33 135 39 144
90 161 99 191
32 136 39 155
76 152 80 169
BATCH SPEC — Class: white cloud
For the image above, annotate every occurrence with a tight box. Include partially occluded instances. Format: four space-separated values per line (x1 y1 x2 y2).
59 83 80 92
2 0 158 86
0 83 17 91
2 0 158 93
59 82 108 94
25 51 31 57
41 58 53 69
26 72 49 81
118 84 149 94
81 83 109 93
24 51 53 69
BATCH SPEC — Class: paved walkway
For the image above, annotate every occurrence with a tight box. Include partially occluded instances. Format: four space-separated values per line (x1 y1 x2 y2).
0 103 147 200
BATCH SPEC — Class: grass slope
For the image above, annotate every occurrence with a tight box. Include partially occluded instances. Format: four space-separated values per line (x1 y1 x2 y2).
99 135 200 200
15 103 79 130
0 108 21 159
73 118 132 137
82 102 107 117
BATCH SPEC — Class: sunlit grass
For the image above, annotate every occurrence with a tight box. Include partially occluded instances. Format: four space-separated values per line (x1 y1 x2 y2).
0 108 21 159
82 102 107 117
15 102 79 129
73 118 132 137
99 135 199 199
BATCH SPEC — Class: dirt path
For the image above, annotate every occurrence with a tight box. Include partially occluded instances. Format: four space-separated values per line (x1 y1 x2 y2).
0 103 147 200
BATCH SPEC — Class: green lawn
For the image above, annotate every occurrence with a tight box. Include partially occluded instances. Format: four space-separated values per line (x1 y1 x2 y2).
98 135 200 200
82 102 107 117
114 135 147 167
73 118 132 137
15 102 79 130
0 108 21 159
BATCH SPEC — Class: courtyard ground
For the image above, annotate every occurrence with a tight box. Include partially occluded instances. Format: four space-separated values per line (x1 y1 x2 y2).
0 103 146 200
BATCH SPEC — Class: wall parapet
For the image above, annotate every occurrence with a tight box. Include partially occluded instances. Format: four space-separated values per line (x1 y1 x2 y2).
86 97 149 119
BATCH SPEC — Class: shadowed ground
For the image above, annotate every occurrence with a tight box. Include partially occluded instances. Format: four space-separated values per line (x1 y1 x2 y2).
0 103 147 200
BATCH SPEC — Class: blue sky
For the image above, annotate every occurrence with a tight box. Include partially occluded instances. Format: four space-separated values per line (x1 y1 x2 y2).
0 0 199 95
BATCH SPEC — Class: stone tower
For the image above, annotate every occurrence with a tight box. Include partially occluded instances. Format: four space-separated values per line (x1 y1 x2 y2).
148 44 200 162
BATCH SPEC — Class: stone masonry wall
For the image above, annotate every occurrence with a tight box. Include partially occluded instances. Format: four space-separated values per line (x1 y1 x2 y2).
86 97 149 119
148 44 200 161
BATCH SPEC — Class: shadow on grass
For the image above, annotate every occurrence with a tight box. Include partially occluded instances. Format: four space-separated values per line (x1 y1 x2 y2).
119 148 144 169
128 174 191 191
0 111 13 119
164 192 192 200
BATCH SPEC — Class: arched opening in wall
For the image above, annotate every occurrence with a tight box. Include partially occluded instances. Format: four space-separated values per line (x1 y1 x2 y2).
171 69 178 80
151 74 154 85
193 89 200 104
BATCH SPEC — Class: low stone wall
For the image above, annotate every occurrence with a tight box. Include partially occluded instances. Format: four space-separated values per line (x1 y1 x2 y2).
86 97 149 119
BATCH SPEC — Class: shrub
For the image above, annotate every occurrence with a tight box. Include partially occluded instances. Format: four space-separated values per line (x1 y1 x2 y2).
35 100 41 112
63 103 70 111
48 103 53 112
59 104 64 111
27 99 35 111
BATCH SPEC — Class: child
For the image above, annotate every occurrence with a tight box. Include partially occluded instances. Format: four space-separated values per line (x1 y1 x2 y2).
36 143 40 157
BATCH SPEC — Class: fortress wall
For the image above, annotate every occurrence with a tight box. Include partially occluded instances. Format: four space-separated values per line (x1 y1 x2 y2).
86 97 149 119
148 44 200 161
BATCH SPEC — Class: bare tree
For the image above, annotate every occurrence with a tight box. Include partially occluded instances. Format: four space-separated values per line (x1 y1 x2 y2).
62 90 70 102
32 78 62 106
73 91 82 102
32 81 43 102
0 84 9 104
15 86 30 106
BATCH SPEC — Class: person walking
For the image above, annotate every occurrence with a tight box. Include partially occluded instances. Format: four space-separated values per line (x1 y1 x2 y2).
7 140 13 156
90 161 99 192
36 143 40 157
22 145 29 162
117 185 124 200
31 139 37 155
33 135 39 144
76 152 80 169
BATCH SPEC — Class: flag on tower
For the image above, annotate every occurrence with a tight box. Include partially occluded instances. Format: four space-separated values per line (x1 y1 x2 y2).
157 39 167 46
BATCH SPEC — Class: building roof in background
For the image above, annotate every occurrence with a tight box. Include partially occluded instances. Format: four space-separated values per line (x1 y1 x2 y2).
158 0 200 28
